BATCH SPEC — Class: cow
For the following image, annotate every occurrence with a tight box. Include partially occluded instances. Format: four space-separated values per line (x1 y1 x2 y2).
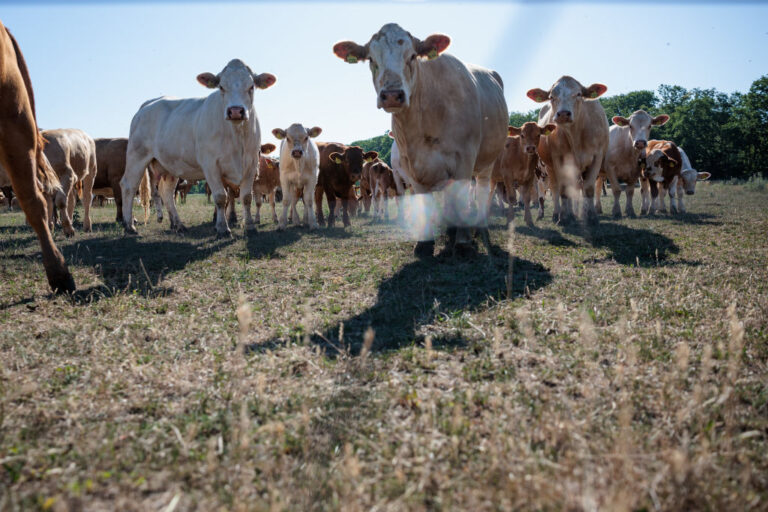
314 143 377 227
527 76 609 225
641 140 710 215
366 159 401 221
596 110 669 218
94 137 151 224
272 124 322 230
42 128 97 237
333 23 508 257
253 143 280 224
119 59 276 235
490 122 556 226
174 179 196 204
0 22 74 292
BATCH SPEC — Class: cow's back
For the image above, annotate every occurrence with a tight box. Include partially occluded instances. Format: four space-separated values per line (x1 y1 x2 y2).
43 128 95 178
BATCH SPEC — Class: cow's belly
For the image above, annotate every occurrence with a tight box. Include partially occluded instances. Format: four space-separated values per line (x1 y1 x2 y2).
405 150 471 192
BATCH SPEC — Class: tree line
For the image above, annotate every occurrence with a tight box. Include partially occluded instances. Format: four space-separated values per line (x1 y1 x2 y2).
352 74 768 180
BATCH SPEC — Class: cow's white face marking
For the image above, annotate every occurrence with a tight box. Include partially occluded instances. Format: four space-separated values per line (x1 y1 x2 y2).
527 76 607 125
272 124 321 160
645 149 666 181
197 59 276 122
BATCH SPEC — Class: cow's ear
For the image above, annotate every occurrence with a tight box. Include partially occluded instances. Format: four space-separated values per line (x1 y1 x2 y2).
543 123 557 136
307 126 322 138
416 34 451 60
261 143 276 155
527 88 549 103
583 83 608 99
333 41 368 63
272 128 286 140
651 114 670 126
508 126 522 137
253 73 277 90
387 130 395 139
364 151 378 162
329 152 343 165
697 171 711 181
612 116 629 127
197 72 220 89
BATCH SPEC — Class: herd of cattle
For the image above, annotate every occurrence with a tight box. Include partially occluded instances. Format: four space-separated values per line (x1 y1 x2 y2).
0 21 711 293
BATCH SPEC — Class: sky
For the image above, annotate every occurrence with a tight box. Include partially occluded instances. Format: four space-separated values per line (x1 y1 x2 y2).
2 1 768 146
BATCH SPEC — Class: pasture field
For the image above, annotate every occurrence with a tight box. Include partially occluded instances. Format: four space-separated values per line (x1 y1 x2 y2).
1 183 767 511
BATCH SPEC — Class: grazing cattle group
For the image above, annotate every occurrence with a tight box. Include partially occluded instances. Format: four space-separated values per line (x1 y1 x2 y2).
0 19 711 293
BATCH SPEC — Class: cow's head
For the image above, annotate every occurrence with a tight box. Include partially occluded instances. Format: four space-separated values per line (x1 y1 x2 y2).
333 23 451 113
197 59 276 122
680 168 711 195
508 122 556 155
645 147 680 182
527 76 607 125
612 110 669 151
329 146 378 182
260 143 276 155
272 124 322 160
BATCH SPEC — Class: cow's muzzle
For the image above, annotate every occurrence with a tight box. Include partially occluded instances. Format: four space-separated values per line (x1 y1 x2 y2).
525 145 537 154
685 190 694 196
380 89 406 110
634 140 647 150
291 149 303 159
227 106 247 121
555 110 572 124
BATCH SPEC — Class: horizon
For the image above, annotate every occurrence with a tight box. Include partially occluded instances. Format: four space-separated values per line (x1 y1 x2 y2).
2 1 767 145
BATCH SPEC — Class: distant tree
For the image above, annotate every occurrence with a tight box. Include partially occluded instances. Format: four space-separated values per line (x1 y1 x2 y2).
599 90 657 118
732 75 768 177
509 109 539 127
350 132 394 166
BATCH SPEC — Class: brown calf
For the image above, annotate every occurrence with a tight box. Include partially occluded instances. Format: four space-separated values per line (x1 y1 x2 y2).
0 22 74 292
314 142 377 227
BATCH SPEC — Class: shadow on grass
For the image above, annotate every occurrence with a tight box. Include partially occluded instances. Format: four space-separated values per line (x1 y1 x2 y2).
251 243 552 355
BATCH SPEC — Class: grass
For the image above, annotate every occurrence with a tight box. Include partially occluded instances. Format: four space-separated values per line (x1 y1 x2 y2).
0 182 767 511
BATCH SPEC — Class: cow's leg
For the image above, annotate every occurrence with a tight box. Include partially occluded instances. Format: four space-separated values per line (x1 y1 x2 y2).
278 182 293 230
594 175 604 214
581 156 602 225
325 188 337 227
226 189 237 226
81 167 95 233
648 180 659 215
270 190 278 224
657 184 668 213
253 191 262 224
150 170 163 224
120 149 152 234
291 189 300 226
204 173 230 235
239 173 256 230
536 178 546 220
640 179 651 215
624 179 637 217
521 181 534 227
157 174 186 232
304 183 319 229
606 173 622 219
314 185 325 227
341 197 351 227
676 179 686 214
57 169 76 237
111 180 124 224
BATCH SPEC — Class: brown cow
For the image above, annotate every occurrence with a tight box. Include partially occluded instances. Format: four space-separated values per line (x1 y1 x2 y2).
527 76 609 224
367 159 401 221
94 137 151 224
640 139 686 215
253 153 280 224
174 179 196 203
0 22 74 292
211 143 276 225
490 122 556 226
314 142 377 227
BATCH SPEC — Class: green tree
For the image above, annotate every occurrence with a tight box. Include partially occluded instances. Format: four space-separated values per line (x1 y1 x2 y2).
350 132 394 166
508 109 539 127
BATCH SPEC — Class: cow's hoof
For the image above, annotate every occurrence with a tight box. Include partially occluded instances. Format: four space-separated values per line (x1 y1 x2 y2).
216 229 232 239
626 211 637 219
50 272 76 294
414 241 435 259
124 225 138 236
64 229 75 238
453 242 479 258
552 213 560 223
612 212 622 219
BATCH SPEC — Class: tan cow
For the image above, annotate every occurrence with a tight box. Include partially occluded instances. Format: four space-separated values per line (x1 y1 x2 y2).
527 76 609 224
367 159 401 221
334 23 508 256
94 137 151 224
0 22 74 292
490 122 556 226
272 123 322 230
42 128 97 237
596 110 669 218
253 143 279 224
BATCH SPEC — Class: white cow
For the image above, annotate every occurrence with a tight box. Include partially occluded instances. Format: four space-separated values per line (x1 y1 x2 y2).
334 23 508 257
272 123 322 230
120 59 276 235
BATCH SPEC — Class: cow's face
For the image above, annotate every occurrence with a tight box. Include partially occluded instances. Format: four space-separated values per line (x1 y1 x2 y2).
508 122 556 155
645 148 680 182
680 169 711 195
612 110 669 151
329 147 378 181
527 76 607 125
272 124 322 159
333 23 450 113
197 59 276 122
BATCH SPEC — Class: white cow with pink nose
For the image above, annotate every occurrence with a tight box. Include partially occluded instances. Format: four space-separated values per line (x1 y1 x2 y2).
272 123 322 230
120 59 276 236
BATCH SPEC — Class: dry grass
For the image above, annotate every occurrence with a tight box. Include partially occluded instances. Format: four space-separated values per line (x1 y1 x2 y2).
1 182 766 511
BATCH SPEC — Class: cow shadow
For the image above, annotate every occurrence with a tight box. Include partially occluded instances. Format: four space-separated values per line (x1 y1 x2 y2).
515 224 578 247
663 212 722 226
251 244 552 355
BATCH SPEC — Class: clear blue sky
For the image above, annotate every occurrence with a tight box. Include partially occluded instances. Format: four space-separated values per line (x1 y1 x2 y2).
2 1 767 145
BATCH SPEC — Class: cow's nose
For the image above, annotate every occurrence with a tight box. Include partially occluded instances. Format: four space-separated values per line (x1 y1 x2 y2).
380 89 406 108
291 149 303 159
634 140 647 150
525 146 536 154
555 110 572 123
686 190 694 196
227 106 246 121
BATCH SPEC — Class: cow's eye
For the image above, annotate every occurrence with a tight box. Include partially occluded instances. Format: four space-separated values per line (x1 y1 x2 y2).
249 85 254 93
576 92 582 97
220 86 226 93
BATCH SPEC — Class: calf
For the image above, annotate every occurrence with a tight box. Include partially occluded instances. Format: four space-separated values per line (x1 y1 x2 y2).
642 141 710 214
490 122 555 226
367 159 400 221
334 23 507 256
175 179 196 204
253 143 280 224
597 110 669 217
669 147 710 213
273 124 322 229
527 76 609 224
315 142 377 227
0 22 74 291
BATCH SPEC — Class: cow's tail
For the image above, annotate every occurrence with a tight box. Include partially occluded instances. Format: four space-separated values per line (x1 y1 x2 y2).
139 168 151 224
7 27 64 200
